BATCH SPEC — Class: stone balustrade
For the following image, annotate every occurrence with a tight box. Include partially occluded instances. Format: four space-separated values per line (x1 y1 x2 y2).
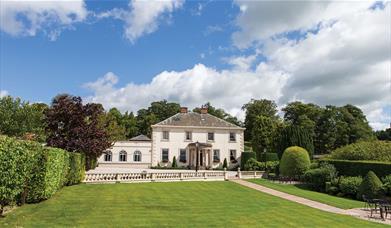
83 169 263 183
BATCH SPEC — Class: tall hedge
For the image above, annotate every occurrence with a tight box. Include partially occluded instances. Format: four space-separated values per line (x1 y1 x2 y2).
280 146 311 177
276 125 314 159
320 159 391 178
241 151 256 170
260 152 279 162
27 148 70 203
329 140 391 162
0 136 85 214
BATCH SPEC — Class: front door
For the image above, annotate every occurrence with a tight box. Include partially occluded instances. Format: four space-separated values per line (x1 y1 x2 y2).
200 151 203 166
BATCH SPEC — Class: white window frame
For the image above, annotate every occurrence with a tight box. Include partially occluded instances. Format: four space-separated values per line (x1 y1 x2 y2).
162 148 169 162
162 131 169 141
185 131 192 141
179 149 187 163
104 151 112 162
229 132 236 142
207 132 214 141
119 150 127 162
133 151 142 162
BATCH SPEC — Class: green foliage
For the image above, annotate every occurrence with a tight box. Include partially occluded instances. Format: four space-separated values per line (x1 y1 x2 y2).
303 163 337 192
276 125 314 159
193 102 242 126
0 96 47 142
244 158 279 172
381 175 391 196
329 140 391 162
222 158 228 169
321 159 391 178
338 176 363 199
172 156 178 168
359 171 383 199
66 153 85 186
376 128 391 141
251 115 279 159
0 136 41 213
260 152 279 162
240 152 256 170
242 99 280 141
244 141 253 152
27 147 70 203
279 146 310 177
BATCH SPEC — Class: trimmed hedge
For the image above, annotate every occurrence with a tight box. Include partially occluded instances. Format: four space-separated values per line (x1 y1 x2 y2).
338 176 362 199
359 171 383 199
0 136 85 213
260 152 279 162
244 158 279 172
241 151 256 170
280 146 310 177
320 159 391 178
329 140 391 162
303 163 337 192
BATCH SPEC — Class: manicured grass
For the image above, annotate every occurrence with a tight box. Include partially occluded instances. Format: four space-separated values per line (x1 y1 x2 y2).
1 181 384 227
248 179 363 209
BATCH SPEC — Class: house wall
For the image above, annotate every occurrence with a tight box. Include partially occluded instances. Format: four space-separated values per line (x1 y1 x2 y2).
151 126 244 168
97 141 152 168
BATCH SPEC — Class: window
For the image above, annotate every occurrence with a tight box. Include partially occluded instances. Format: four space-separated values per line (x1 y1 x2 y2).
179 149 186 162
229 132 236 142
104 151 112 162
230 150 236 161
133 151 141 162
119 150 127 162
208 132 214 141
162 149 169 162
185 131 192 141
213 149 220 162
162 131 169 140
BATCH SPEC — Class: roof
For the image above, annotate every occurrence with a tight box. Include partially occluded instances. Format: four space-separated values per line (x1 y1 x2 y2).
129 134 151 141
152 112 244 130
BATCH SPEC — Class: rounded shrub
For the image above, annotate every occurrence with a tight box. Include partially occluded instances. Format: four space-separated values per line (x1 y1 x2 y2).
359 171 383 199
338 176 363 199
279 146 310 177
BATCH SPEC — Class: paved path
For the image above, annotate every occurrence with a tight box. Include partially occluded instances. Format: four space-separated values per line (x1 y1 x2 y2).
231 179 391 225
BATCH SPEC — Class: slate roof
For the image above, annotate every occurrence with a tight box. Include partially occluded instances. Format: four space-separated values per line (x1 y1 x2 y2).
152 112 244 129
129 134 151 141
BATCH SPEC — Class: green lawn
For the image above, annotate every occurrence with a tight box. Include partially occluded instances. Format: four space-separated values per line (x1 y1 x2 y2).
248 179 363 209
0 181 384 227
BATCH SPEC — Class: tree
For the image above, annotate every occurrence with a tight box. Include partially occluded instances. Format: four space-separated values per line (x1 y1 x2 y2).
102 111 126 141
193 102 242 126
242 99 279 140
45 94 112 170
0 96 47 142
122 111 139 138
251 115 278 160
375 128 391 141
276 124 314 159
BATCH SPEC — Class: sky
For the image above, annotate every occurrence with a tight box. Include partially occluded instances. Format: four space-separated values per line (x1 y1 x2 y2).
0 0 390 130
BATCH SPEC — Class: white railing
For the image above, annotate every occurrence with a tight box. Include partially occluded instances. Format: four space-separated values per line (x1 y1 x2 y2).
83 168 263 183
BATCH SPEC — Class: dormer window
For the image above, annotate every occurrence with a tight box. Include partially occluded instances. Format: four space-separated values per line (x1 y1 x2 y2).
229 132 236 142
162 131 169 140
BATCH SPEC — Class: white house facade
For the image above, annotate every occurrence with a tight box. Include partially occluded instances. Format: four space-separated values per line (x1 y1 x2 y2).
98 107 245 169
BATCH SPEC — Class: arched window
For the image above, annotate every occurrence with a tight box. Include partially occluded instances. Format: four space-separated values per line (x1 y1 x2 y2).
133 151 142 162
119 150 127 162
104 151 112 162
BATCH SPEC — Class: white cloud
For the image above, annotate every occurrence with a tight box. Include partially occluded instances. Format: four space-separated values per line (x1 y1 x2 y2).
0 0 87 40
84 63 288 118
99 0 183 43
223 54 257 71
0 90 8 98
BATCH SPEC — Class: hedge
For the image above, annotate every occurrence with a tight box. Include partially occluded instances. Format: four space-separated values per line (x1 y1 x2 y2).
260 152 279 162
329 140 391 162
241 151 256 170
320 159 391 178
0 136 85 214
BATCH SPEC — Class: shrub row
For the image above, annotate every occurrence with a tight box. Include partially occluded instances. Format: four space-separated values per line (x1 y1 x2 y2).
0 136 85 213
329 140 391 162
320 159 391 178
244 158 279 173
241 151 256 170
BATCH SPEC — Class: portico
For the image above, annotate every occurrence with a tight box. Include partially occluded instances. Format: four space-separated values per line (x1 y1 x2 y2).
187 142 212 170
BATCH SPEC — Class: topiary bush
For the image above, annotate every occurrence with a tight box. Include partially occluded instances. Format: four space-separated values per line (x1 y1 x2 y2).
241 152 256 170
66 153 85 186
329 140 391 162
279 146 310 178
382 175 391 196
303 163 337 192
338 176 362 199
223 158 228 169
358 171 383 199
172 156 177 168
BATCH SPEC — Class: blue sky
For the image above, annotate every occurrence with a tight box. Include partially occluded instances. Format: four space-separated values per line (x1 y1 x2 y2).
0 0 390 130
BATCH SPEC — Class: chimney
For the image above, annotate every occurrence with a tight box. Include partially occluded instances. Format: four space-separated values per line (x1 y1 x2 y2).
200 107 208 114
180 107 188 113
